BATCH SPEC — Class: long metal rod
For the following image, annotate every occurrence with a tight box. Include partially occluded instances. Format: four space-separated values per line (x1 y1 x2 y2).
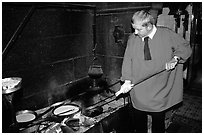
3 5 36 60
97 6 151 15
86 94 115 108
132 63 183 88
132 69 166 87
93 6 96 55
86 96 117 111
36 2 96 9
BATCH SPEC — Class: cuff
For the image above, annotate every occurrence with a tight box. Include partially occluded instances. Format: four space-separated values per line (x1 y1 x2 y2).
174 56 181 62
124 80 131 84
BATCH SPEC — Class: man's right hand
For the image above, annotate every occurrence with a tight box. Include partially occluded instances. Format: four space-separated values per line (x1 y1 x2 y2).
115 80 134 97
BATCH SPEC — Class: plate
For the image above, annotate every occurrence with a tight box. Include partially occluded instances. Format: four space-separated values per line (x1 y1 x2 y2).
53 104 80 117
16 110 37 123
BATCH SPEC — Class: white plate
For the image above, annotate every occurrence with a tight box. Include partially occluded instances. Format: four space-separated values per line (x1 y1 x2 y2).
16 112 36 123
53 104 80 116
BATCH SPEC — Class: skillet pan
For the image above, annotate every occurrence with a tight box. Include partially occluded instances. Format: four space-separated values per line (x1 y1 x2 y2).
16 110 37 125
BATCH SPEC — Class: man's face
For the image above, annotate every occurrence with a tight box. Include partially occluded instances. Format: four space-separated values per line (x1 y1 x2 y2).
131 21 149 38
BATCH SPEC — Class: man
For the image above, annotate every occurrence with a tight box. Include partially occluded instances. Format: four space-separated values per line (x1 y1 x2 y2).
115 10 192 132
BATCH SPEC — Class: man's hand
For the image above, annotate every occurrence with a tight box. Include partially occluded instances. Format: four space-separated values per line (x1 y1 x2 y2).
165 56 180 71
115 80 134 97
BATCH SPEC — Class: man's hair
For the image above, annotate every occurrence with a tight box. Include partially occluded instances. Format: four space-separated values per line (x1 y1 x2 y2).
131 10 154 27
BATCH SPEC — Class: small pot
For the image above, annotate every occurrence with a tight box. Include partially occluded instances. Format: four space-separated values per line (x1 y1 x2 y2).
2 77 22 95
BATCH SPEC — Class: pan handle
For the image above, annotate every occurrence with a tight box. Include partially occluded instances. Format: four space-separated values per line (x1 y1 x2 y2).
36 106 55 119
36 101 65 119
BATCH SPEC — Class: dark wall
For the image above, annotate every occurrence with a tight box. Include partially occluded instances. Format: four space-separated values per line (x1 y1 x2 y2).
3 3 94 70
2 2 95 110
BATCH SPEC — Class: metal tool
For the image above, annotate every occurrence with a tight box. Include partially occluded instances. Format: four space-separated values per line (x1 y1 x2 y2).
115 64 181 97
